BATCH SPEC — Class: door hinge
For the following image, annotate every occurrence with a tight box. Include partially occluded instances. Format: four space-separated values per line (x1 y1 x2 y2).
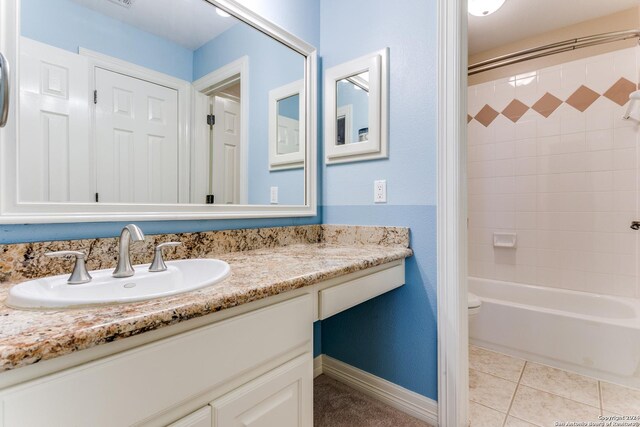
95 192 99 203
207 114 215 126
93 90 97 104
206 194 214 204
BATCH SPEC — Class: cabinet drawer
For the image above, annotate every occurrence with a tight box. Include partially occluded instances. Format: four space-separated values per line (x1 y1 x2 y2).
318 262 404 319
0 295 312 427
167 406 212 427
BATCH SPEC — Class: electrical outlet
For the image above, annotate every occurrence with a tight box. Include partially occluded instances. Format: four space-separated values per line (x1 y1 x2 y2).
270 186 279 204
374 180 387 203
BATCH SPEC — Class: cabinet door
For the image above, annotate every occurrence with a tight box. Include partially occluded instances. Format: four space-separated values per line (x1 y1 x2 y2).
167 406 212 427
211 354 312 427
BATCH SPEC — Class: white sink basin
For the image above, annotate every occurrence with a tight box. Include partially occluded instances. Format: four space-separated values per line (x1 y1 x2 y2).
6 259 231 309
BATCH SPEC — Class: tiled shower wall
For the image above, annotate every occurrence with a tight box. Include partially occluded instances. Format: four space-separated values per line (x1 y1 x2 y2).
467 47 640 298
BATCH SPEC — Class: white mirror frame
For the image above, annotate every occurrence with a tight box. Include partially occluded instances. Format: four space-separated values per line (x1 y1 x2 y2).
268 79 305 170
0 0 317 223
324 48 388 165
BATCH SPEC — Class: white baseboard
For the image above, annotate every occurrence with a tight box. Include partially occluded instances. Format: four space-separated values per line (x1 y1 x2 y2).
313 355 323 378
317 355 439 426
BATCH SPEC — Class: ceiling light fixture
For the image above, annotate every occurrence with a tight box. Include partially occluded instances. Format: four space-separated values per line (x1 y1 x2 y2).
106 0 135 8
468 0 506 16
216 8 231 18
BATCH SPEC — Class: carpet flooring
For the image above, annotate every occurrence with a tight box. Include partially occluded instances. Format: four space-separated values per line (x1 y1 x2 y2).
314 375 434 427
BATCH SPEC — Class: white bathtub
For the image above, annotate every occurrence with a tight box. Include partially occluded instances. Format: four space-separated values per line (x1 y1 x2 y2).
469 277 640 388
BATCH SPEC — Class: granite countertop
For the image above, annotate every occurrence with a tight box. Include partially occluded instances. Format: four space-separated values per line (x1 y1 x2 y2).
0 225 412 373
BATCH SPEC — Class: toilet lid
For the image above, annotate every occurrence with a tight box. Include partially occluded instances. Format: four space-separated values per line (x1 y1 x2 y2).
468 293 482 309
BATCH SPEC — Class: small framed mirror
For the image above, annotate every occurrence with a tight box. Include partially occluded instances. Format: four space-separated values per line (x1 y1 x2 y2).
269 80 305 170
324 48 388 164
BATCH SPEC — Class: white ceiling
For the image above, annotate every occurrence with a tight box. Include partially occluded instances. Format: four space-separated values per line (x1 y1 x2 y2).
468 0 640 55
71 0 239 50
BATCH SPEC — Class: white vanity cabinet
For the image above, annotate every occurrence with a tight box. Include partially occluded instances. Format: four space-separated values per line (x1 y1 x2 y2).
0 295 314 427
0 260 405 427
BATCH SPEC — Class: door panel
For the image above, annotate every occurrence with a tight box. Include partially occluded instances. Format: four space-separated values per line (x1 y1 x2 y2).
211 96 240 204
95 68 179 203
19 38 91 202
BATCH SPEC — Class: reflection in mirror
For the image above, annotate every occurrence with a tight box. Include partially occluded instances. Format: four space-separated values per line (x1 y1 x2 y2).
336 72 369 145
18 0 306 206
324 48 387 165
268 80 304 171
277 94 300 155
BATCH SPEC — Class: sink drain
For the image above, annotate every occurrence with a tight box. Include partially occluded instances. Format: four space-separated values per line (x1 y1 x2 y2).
123 283 136 289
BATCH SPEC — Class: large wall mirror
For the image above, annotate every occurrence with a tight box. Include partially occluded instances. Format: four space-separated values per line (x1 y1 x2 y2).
0 0 317 222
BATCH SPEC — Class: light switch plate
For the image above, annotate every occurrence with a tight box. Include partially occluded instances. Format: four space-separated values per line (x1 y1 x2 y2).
374 180 387 203
270 187 278 204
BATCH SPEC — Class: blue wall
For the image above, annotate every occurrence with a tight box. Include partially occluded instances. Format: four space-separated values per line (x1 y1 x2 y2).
194 25 306 205
21 0 193 81
3 0 321 244
319 0 438 400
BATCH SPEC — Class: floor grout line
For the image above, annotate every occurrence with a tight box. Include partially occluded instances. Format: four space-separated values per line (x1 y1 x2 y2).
502 361 527 427
598 381 603 416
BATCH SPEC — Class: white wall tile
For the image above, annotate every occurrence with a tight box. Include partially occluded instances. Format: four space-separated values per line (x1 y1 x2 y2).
586 57 616 94
494 141 516 160
468 48 640 298
494 115 517 142
494 80 517 112
536 114 561 137
560 106 586 135
515 157 537 176
586 129 613 151
515 114 537 140
515 193 536 212
613 49 638 84
537 69 562 98
515 138 537 158
515 175 537 193
614 148 636 170
515 77 539 106
560 61 586 100
586 98 614 132
614 127 638 149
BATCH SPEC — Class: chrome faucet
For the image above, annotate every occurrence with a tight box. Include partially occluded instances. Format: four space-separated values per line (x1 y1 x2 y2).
112 224 145 278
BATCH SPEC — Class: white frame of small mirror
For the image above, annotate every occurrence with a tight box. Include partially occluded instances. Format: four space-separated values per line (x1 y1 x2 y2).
0 0 317 223
324 48 388 165
268 79 305 170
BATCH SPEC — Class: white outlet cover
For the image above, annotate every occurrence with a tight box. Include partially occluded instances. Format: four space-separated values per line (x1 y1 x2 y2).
270 187 278 204
374 180 387 203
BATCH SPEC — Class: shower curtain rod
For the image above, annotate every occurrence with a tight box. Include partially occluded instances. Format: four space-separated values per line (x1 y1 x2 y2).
468 29 640 75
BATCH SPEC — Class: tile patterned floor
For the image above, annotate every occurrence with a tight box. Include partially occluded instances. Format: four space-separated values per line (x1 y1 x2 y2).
469 345 640 427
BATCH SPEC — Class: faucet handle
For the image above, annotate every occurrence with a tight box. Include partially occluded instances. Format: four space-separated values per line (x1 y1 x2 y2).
45 251 92 285
149 242 182 272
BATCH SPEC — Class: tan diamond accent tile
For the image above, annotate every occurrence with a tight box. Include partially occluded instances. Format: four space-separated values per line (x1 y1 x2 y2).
532 93 563 118
502 99 529 123
603 77 637 106
566 85 600 112
474 104 499 127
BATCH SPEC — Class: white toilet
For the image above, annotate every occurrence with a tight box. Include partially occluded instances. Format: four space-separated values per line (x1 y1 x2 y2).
468 292 482 321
